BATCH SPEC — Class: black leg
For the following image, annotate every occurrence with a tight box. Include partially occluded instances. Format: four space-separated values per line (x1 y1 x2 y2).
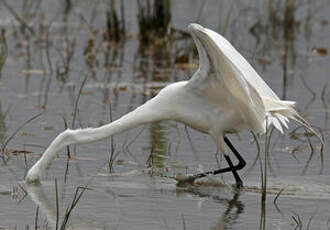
223 137 245 188
176 137 246 188
224 154 243 188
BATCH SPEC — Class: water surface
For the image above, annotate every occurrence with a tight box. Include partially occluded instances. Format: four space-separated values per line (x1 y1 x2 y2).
0 0 329 229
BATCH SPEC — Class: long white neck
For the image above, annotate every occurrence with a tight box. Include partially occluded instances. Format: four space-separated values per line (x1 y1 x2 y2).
26 97 168 182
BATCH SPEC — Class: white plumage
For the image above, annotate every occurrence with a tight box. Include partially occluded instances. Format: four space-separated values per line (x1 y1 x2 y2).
25 23 319 184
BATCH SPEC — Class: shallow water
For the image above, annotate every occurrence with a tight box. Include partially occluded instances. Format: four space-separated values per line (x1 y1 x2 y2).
0 0 330 229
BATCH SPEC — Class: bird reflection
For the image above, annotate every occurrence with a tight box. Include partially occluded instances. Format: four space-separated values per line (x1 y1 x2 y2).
181 187 244 230
25 184 57 227
25 183 108 230
212 192 244 230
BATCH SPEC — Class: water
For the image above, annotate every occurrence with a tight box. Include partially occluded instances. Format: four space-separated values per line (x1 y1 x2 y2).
0 0 329 229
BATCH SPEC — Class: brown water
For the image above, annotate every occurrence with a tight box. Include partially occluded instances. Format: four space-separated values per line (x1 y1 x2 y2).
0 0 330 229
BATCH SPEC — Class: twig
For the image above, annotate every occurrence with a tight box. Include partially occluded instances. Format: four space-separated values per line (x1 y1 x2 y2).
108 102 115 172
0 29 8 79
55 178 59 230
301 127 315 175
60 186 89 229
266 127 276 176
17 183 27 204
1 0 35 35
259 119 269 230
181 213 186 230
262 119 269 204
72 72 89 129
292 213 303 230
306 211 316 230
273 188 284 205
125 126 146 149
34 205 39 230
42 24 55 108
321 83 328 127
1 112 42 155
184 126 199 161
273 188 284 215
59 160 106 228
316 126 325 174
243 131 261 176
62 115 71 159
146 143 154 173
64 157 70 183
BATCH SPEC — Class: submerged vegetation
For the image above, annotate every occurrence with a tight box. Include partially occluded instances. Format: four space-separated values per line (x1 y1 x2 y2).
0 0 328 229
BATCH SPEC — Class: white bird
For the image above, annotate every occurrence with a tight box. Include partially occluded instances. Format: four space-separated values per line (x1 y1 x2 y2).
25 23 320 187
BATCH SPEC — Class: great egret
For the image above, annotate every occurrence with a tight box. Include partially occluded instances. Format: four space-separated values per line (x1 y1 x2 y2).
25 23 320 187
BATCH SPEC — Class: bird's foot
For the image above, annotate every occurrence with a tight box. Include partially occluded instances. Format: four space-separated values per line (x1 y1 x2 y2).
234 180 243 190
174 173 197 187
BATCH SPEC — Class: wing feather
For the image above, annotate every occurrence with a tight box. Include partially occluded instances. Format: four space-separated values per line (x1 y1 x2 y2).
204 28 280 101
187 24 265 134
186 24 323 150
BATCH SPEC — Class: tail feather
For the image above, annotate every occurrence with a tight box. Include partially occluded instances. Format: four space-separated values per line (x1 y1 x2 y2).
285 110 325 171
287 110 324 147
263 97 324 148
267 114 283 133
276 113 289 129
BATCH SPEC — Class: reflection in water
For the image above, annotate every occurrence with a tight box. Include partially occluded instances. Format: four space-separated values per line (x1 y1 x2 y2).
26 184 56 227
181 187 244 230
0 101 7 164
248 0 326 176
133 17 177 174
0 29 7 79
137 0 171 45
134 37 172 87
148 122 168 171
282 0 296 101
254 0 298 101
321 84 329 128
259 193 267 230
22 32 32 95
26 183 108 230
1 0 329 229
212 192 244 230
0 102 6 143
102 42 126 110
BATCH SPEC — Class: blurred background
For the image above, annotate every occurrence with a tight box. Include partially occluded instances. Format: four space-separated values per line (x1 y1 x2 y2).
0 0 329 229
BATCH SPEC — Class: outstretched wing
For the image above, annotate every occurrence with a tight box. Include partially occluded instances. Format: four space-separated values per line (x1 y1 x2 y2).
202 27 280 101
201 26 302 133
186 23 266 134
